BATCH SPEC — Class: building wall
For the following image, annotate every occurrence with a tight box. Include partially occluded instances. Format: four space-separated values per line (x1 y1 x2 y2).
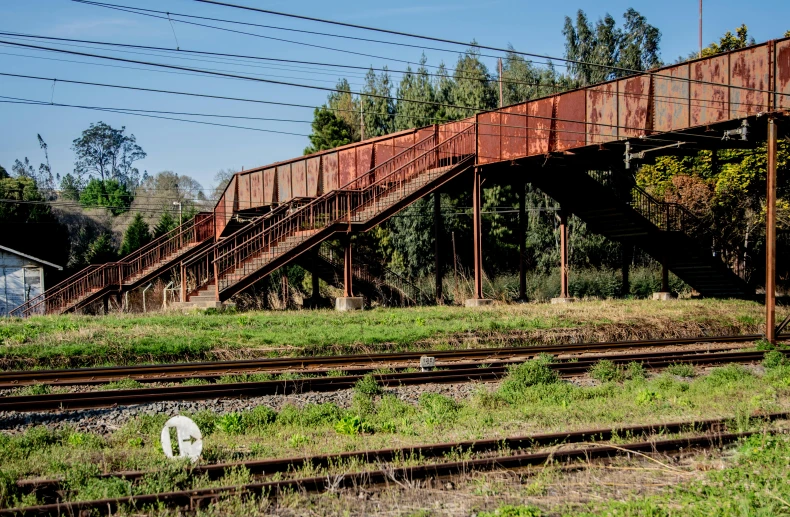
0 251 45 316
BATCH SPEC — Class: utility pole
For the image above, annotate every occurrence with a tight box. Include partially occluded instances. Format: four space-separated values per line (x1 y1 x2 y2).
699 0 703 56
172 201 182 225
498 58 504 108
766 117 778 344
360 99 365 141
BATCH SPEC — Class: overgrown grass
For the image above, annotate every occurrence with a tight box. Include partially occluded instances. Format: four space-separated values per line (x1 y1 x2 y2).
0 300 768 370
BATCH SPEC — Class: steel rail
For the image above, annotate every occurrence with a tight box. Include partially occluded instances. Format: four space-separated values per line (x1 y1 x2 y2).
16 412 788 505
3 430 758 516
0 348 782 413
0 334 765 387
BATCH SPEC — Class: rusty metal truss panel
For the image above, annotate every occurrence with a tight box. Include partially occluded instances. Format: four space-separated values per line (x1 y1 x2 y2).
355 143 374 188
416 126 435 143
322 152 338 193
250 170 263 207
555 90 587 150
306 157 321 197
587 82 618 144
528 97 553 154
730 45 770 118
691 54 729 126
338 148 356 188
263 168 276 204
277 164 292 203
439 118 474 144
291 160 307 198
654 64 690 133
374 139 394 182
214 192 226 238
224 175 236 219
501 104 527 161
237 173 251 210
778 39 790 109
618 76 651 138
476 111 500 164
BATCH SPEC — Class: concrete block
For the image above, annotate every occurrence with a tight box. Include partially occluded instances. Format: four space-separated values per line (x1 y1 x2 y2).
550 297 576 304
335 297 364 311
464 298 493 307
652 292 677 301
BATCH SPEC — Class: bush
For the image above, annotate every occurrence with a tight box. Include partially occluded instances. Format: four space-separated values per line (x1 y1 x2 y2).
589 360 645 383
334 415 373 435
763 351 787 369
216 413 244 434
354 374 382 396
276 403 341 428
497 359 559 404
242 406 277 429
705 364 753 387
419 393 459 425
666 363 696 377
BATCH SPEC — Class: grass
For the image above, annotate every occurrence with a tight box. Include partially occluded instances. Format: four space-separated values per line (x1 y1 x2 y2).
0 299 769 370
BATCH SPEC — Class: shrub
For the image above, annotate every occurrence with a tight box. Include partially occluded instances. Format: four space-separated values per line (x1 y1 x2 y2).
334 415 373 435
288 434 309 448
497 359 559 404
589 360 624 383
626 361 646 381
478 505 543 517
242 406 277 429
705 364 753 387
763 351 787 369
666 363 696 377
756 339 775 351
354 374 382 396
216 413 244 434
635 389 659 405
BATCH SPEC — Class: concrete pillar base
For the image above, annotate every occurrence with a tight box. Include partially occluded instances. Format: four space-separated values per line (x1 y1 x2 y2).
335 297 364 311
550 297 576 304
652 292 677 301
464 298 493 307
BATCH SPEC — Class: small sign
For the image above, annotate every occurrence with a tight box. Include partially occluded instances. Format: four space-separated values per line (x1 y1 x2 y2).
420 356 436 371
160 415 203 462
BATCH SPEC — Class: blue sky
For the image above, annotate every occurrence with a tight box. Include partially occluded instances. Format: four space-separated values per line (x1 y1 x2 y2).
1 0 788 193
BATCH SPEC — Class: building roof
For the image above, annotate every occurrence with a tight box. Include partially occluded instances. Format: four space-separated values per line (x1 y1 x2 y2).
0 245 63 270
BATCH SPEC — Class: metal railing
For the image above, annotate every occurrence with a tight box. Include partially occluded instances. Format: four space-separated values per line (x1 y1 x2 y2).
9 213 214 317
205 126 474 298
587 170 706 237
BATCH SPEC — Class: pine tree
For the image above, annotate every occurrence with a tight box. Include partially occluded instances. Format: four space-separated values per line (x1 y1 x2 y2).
120 212 152 256
327 79 361 141
153 210 177 238
304 108 354 154
395 55 437 131
361 68 395 137
447 44 497 120
85 233 117 264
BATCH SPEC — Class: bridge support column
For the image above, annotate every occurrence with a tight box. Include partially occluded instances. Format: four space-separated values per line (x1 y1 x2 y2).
766 117 778 344
434 192 443 304
621 244 631 297
517 182 527 302
466 167 492 307
102 295 109 315
337 235 363 311
652 255 676 301
551 209 575 304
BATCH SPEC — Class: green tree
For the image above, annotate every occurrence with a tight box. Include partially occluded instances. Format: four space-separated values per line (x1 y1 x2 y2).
304 108 354 154
0 165 7 179
59 173 82 201
153 210 177 238
79 178 133 215
72 122 146 187
361 68 395 137
120 212 152 256
433 62 456 122
84 233 117 264
701 24 754 57
327 79 361 141
447 44 497 120
395 55 437 131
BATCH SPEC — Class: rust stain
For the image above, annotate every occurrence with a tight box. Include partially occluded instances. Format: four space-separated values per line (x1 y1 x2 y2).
586 83 617 144
355 144 374 188
528 97 553 155
501 104 527 161
263 168 276 204
477 111 500 164
338 148 356 188
277 164 292 203
619 76 650 138
321 153 338 193
237 173 251 210
691 54 729 126
250 170 262 207
779 40 790 109
654 65 689 132
291 160 307 198
555 90 586 150
306 157 320 197
730 45 769 117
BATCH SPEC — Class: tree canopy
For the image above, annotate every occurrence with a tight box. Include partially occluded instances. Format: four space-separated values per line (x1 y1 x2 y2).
120 212 152 256
79 178 133 215
71 122 147 188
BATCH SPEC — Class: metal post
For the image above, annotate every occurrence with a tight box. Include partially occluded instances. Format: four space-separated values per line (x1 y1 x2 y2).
766 117 778 344
559 210 569 299
472 168 483 299
434 192 443 304
518 183 527 301
343 235 353 298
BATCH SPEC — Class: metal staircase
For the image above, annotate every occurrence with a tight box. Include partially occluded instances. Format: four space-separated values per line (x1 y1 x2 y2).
9 213 215 316
529 168 751 298
183 126 474 303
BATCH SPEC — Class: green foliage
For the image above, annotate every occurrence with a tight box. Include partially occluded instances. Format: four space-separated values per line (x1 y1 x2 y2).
216 412 245 434
361 67 394 137
762 350 787 369
704 364 753 387
99 378 142 390
79 178 132 215
83 233 117 264
334 415 373 435
478 505 543 517
303 107 354 155
394 55 437 130
119 212 151 256
71 121 146 187
701 24 754 57
497 359 560 404
15 384 51 396
755 339 775 351
276 403 342 428
666 363 696 377
242 406 277 429
419 393 459 425
153 210 178 237
354 374 382 396
287 433 309 448
589 360 645 383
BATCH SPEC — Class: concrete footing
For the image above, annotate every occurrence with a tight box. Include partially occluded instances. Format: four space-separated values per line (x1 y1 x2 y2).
335 297 364 311
464 298 493 307
550 297 576 304
652 292 677 301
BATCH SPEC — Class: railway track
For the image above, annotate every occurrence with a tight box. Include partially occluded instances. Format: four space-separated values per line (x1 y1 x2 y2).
0 334 766 388
0 346 782 413
7 412 785 516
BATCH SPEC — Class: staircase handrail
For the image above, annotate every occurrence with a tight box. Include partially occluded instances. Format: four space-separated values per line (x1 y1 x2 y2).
211 126 474 295
7 264 99 317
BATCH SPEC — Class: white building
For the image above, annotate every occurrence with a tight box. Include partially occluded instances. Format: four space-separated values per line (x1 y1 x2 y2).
0 245 62 317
